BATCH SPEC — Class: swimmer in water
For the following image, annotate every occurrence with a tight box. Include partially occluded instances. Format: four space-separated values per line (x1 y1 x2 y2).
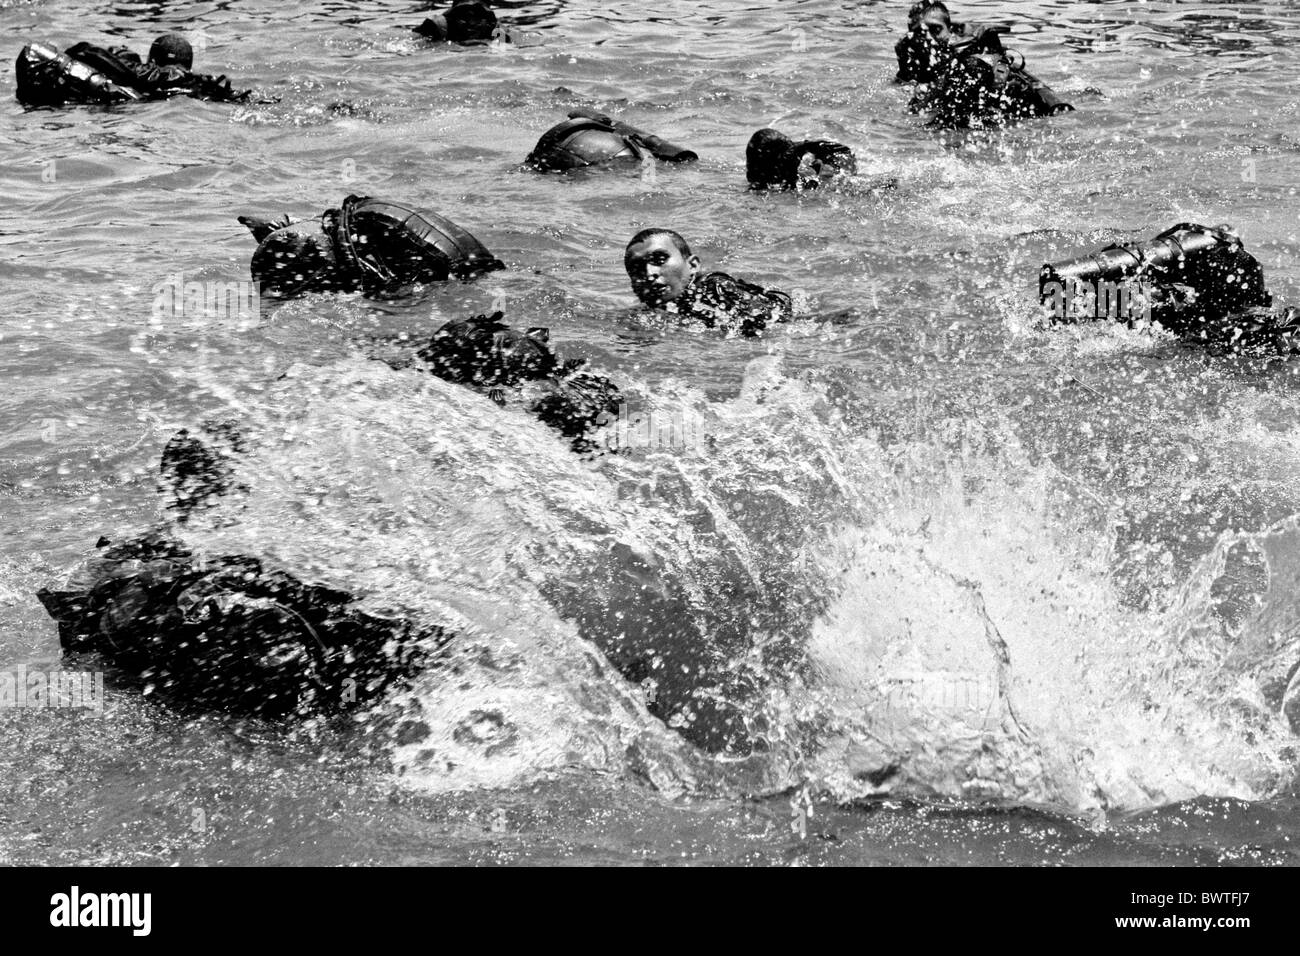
15 33 251 106
1040 222 1300 352
746 128 898 194
624 228 793 338
894 1 1007 84
744 127 903 197
414 0 513 45
895 2 1072 128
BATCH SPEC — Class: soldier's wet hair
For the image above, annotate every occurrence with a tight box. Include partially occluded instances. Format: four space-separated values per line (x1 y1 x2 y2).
625 228 692 259
908 1 950 25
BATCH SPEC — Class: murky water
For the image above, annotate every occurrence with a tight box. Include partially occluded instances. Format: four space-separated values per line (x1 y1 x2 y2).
3 0 1300 865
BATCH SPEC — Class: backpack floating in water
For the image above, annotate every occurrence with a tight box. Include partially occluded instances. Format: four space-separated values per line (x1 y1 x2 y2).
15 41 141 106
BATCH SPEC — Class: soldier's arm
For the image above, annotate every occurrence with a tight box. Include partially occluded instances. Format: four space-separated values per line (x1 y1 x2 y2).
706 274 794 338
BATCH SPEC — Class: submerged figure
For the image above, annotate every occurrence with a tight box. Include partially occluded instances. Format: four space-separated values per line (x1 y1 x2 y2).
240 195 505 298
37 528 444 719
15 33 251 106
525 109 698 172
413 0 511 45
1039 222 1300 352
40 429 447 723
415 312 623 451
417 312 559 387
624 228 793 338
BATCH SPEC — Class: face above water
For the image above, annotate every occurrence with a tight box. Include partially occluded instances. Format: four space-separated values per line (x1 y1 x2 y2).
921 9 952 45
625 234 699 308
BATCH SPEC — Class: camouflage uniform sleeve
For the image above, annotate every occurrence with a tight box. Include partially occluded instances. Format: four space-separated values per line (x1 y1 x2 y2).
696 273 793 338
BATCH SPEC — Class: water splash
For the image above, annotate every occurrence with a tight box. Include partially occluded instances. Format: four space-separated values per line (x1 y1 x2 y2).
147 349 1300 812
790 428 1299 814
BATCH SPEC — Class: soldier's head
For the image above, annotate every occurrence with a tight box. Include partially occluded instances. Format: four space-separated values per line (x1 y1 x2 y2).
624 229 700 308
149 34 194 70
746 128 857 190
909 1 953 44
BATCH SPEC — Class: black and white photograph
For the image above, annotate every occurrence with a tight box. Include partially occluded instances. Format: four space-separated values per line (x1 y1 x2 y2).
1 0 1297 897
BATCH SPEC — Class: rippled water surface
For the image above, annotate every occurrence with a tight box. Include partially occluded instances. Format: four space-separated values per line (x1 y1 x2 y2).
3 0 1300 865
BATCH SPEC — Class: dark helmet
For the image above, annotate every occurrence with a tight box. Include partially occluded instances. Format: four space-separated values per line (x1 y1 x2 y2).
746 128 857 190
525 118 648 172
250 228 339 297
446 0 498 42
149 34 194 70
